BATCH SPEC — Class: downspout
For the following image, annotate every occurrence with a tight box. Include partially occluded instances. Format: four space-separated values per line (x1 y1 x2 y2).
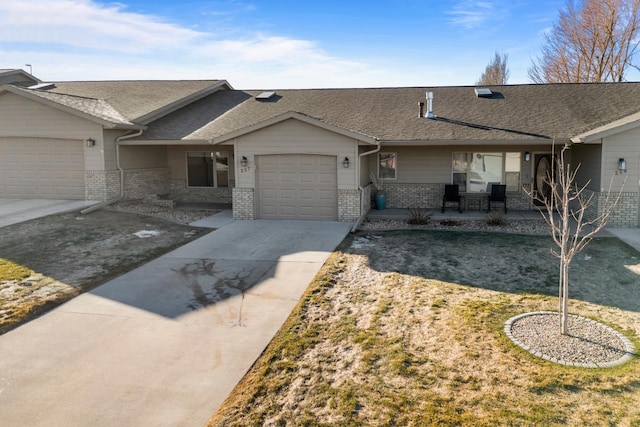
115 130 144 198
351 142 381 233
80 129 143 215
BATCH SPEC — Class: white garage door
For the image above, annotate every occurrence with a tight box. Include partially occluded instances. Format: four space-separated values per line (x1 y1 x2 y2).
256 154 338 220
0 137 85 199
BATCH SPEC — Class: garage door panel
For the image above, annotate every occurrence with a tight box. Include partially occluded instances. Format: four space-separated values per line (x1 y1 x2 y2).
299 207 317 217
279 190 296 200
299 174 315 185
279 172 297 184
298 189 317 200
317 175 335 185
261 170 278 179
279 206 297 216
260 188 278 197
257 154 337 221
0 138 85 199
317 190 337 201
261 204 277 215
315 206 336 216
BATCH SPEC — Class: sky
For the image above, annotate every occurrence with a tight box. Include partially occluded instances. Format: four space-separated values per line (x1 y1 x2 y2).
0 0 572 89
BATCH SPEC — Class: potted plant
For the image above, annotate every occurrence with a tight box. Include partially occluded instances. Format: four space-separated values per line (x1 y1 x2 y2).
369 173 387 210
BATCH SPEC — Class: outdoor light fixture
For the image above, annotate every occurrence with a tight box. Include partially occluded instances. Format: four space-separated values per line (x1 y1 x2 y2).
85 138 96 147
240 156 248 168
524 151 531 162
619 158 627 173
343 157 350 168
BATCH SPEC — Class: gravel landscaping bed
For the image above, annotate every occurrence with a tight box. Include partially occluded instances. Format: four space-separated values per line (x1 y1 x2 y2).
506 312 635 367
105 200 218 224
359 218 551 235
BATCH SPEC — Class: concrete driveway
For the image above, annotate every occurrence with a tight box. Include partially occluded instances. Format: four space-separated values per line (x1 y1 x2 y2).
0 198 98 227
0 218 352 426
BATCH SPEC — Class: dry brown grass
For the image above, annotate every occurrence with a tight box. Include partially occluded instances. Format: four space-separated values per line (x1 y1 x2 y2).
0 210 211 335
209 231 640 426
0 259 79 334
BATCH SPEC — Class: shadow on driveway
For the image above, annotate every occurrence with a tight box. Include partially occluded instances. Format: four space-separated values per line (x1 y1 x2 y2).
89 219 352 319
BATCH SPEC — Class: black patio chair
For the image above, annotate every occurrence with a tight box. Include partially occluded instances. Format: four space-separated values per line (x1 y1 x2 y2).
487 184 507 213
442 184 462 213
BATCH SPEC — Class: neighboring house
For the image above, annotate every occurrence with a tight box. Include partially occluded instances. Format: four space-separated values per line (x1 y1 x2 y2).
0 69 41 87
1 69 640 226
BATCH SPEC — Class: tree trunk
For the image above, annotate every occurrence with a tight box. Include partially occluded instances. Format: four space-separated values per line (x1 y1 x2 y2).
561 261 569 335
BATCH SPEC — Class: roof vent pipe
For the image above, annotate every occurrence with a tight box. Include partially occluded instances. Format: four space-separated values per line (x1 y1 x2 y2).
418 102 425 118
425 91 436 119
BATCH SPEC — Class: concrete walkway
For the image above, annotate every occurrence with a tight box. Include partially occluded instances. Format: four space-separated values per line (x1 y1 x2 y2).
366 208 640 252
607 228 640 252
0 198 98 227
0 215 352 426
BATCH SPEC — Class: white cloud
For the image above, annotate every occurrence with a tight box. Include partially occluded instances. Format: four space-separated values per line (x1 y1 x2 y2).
0 0 203 53
0 0 514 88
447 1 500 29
0 0 388 87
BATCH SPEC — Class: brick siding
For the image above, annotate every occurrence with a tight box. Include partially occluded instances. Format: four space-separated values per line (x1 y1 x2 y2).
578 189 639 228
379 182 534 212
338 189 360 222
232 188 255 220
123 168 170 199
170 179 232 203
85 170 120 201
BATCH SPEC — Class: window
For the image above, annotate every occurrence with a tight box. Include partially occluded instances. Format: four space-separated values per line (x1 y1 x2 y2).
452 152 521 192
187 151 229 187
504 152 521 192
378 152 397 179
452 153 468 192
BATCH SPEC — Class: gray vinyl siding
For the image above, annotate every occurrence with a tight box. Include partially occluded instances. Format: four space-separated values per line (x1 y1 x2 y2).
602 128 640 193
0 92 100 140
104 129 130 170
234 119 359 190
358 145 375 187
571 143 601 191
0 91 103 171
373 144 552 185
119 145 168 170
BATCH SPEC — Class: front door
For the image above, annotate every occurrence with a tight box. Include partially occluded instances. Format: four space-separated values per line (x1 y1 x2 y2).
533 153 553 206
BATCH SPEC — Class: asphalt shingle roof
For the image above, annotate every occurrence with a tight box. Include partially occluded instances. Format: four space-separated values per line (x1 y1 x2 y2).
140 82 640 143
47 80 224 122
10 86 134 126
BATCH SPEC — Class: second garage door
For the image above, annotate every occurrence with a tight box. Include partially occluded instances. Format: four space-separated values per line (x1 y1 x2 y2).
0 137 85 199
256 154 338 220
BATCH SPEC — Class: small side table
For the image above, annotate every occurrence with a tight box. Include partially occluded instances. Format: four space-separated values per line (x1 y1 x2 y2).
462 192 485 211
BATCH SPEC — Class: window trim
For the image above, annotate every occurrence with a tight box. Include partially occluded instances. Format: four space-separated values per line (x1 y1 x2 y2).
451 151 522 193
378 152 398 180
186 150 230 188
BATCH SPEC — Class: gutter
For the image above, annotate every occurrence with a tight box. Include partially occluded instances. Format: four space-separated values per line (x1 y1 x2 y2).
351 143 382 233
82 129 143 214
115 129 144 198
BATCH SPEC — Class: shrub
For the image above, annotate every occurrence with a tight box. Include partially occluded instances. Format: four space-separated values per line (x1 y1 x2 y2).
408 208 432 225
486 210 506 226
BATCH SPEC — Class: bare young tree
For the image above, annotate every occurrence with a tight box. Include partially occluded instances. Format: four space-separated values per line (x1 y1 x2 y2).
476 51 510 85
526 143 624 334
529 0 640 83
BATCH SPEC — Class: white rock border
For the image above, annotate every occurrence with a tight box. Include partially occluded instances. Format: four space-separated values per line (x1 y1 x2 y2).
504 311 636 368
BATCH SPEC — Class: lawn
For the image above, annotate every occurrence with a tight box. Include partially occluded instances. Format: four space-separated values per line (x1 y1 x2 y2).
0 209 211 335
209 230 640 426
